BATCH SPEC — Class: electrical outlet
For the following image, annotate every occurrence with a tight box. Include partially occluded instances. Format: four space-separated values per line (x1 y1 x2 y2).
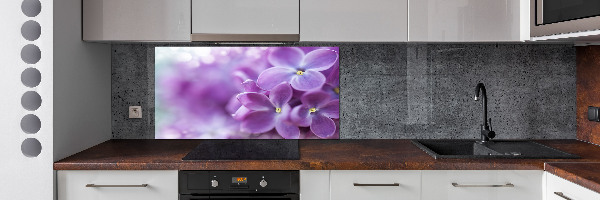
129 106 142 119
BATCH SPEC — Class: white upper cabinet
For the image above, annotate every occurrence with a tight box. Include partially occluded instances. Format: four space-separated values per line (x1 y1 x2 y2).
409 0 530 42
300 0 408 42
83 0 191 41
191 0 300 41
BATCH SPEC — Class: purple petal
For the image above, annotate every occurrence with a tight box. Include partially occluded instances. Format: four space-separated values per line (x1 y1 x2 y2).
319 100 339 119
242 79 262 93
236 92 274 111
226 96 242 114
232 106 252 120
289 70 326 91
268 47 304 68
269 82 293 108
257 67 296 90
301 49 338 71
290 105 311 127
275 105 300 139
310 114 336 138
276 118 300 139
241 111 276 134
325 63 339 87
301 91 331 108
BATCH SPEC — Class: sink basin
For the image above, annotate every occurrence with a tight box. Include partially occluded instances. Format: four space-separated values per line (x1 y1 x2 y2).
412 140 579 159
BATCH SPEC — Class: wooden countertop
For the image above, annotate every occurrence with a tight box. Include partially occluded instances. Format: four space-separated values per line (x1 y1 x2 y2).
545 162 600 194
54 139 600 171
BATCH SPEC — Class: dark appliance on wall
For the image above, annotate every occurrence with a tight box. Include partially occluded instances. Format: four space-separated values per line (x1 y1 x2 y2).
179 171 299 200
532 0 600 37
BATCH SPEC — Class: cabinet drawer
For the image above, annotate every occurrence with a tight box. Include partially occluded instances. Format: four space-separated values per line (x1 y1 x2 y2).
300 170 330 200
57 170 178 200
422 170 542 200
330 170 421 200
546 172 600 200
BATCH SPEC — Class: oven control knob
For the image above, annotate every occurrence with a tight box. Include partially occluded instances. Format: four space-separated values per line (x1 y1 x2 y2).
211 180 219 188
259 179 267 187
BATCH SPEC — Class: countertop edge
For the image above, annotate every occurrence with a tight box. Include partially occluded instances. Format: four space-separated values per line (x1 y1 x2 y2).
545 162 600 194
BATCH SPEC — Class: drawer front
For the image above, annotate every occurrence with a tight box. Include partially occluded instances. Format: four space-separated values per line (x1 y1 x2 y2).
546 172 600 200
57 170 178 200
330 170 421 200
422 170 542 200
300 170 330 200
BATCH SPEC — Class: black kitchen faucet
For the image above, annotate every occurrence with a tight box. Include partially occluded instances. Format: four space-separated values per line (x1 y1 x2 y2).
474 83 495 143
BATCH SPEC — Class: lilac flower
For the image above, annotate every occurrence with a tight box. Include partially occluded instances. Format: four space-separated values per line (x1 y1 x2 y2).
257 47 338 91
236 82 300 139
229 79 264 120
290 91 339 138
322 62 340 99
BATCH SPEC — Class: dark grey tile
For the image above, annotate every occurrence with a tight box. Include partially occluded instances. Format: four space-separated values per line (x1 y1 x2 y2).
111 43 576 140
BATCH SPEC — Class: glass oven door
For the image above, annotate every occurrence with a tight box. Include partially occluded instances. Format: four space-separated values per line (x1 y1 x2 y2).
537 0 600 25
180 194 299 200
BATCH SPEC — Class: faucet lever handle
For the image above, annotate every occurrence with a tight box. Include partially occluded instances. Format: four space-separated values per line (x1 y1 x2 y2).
488 118 493 131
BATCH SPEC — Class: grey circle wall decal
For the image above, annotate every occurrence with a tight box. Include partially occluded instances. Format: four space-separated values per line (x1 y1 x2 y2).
21 20 41 41
20 114 41 134
21 138 42 157
21 91 42 111
21 44 41 64
21 0 41 17
21 68 41 88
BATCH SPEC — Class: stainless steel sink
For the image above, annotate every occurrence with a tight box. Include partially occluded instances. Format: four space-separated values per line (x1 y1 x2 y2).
412 140 579 159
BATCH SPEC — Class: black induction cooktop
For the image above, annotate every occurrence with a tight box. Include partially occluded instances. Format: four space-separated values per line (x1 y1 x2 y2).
182 140 300 160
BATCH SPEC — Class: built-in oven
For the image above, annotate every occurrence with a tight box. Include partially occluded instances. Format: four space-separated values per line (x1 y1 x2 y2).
531 0 600 38
179 171 299 200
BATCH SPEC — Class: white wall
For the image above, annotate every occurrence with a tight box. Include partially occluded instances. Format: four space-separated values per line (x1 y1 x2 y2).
0 0 54 199
53 0 111 162
0 0 111 199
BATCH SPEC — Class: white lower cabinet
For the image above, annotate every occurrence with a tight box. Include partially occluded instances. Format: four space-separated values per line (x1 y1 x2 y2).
57 170 178 200
300 170 331 200
330 170 421 200
422 170 543 200
545 172 600 200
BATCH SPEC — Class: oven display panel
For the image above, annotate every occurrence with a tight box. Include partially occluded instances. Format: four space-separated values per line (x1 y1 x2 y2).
232 177 247 184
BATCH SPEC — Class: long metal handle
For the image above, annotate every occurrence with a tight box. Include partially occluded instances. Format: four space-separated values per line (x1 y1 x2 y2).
86 184 148 188
554 192 573 200
452 183 514 188
353 183 400 186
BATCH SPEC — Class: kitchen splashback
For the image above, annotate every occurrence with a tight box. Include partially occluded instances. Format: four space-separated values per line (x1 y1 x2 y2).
112 43 576 139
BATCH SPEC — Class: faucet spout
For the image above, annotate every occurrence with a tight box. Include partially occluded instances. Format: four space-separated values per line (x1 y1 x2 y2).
474 83 495 142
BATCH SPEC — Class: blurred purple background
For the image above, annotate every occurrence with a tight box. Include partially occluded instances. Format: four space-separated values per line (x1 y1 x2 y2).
155 47 339 139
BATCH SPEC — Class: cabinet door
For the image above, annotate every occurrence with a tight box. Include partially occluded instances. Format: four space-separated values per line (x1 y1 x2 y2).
300 171 330 200
422 170 542 200
409 0 529 42
192 0 299 35
330 170 420 200
546 172 600 200
82 0 191 41
301 0 408 42
57 170 178 200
